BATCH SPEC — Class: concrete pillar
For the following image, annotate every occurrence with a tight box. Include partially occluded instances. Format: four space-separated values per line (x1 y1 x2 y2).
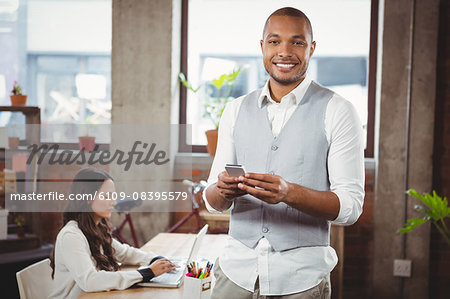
110 0 181 243
112 0 180 124
373 0 439 298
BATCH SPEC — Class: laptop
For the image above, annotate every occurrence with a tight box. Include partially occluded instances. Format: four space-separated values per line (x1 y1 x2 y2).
137 224 209 288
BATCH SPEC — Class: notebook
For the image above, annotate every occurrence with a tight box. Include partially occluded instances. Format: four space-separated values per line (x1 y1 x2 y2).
137 224 209 288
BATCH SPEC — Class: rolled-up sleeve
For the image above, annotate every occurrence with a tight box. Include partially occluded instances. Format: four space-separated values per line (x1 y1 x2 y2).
202 184 223 213
203 97 244 213
326 96 365 225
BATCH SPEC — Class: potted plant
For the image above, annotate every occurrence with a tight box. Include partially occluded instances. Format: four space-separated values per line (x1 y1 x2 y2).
10 81 27 106
14 214 26 238
179 68 241 155
398 189 450 246
78 116 96 152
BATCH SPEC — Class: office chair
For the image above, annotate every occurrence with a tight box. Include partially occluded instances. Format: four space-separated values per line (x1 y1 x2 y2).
16 258 54 299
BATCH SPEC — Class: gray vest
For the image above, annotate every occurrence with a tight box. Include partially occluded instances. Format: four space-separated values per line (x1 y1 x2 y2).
229 81 333 251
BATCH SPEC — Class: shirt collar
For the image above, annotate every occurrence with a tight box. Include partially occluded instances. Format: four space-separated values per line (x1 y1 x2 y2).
257 75 312 108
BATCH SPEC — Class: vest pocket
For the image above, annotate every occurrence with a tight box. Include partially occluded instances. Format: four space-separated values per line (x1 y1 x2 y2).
287 156 304 185
285 205 301 244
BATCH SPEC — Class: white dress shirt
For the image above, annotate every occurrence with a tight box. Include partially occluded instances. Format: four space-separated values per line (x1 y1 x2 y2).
203 76 365 295
49 220 157 299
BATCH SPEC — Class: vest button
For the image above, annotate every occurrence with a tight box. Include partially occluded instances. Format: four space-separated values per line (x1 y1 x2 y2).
271 145 278 151
262 227 269 233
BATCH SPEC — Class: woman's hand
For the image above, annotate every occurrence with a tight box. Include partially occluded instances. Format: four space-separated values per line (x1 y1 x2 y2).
149 258 177 277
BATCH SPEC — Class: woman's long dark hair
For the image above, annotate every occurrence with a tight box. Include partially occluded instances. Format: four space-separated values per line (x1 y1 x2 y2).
50 168 119 278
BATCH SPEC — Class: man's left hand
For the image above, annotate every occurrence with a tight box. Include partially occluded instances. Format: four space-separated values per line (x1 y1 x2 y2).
237 173 291 204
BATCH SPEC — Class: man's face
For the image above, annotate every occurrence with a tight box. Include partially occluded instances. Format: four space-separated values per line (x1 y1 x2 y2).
261 16 316 87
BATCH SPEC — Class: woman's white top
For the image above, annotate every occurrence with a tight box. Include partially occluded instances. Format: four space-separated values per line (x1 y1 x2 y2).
49 220 157 299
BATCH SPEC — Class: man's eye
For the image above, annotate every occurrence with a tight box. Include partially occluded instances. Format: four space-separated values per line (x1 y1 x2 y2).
294 41 305 46
268 40 279 44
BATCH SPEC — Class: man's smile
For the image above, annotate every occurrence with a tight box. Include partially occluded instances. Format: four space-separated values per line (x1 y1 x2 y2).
274 62 298 70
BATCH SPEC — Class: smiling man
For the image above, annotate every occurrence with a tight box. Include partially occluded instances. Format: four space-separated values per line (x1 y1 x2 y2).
261 11 315 99
204 7 365 299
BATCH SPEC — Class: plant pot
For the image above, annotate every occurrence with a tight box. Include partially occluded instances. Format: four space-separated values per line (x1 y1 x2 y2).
78 136 96 152
10 95 27 106
8 137 20 149
205 129 218 156
17 226 25 238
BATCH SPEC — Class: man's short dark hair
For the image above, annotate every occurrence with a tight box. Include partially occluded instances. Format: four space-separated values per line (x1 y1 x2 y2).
262 7 313 41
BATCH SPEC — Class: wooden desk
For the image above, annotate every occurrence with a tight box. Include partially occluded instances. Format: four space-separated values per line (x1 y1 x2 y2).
78 233 228 298
79 228 344 299
199 211 230 233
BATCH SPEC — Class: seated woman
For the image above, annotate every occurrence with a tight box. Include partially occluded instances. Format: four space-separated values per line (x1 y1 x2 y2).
49 168 176 298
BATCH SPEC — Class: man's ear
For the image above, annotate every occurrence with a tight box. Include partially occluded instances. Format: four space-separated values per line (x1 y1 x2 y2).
260 39 264 53
309 41 316 57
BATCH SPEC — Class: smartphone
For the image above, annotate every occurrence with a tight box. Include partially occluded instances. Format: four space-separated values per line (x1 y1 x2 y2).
225 164 246 177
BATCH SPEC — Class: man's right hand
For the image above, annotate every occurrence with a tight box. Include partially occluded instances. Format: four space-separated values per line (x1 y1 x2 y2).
205 171 248 212
216 171 247 201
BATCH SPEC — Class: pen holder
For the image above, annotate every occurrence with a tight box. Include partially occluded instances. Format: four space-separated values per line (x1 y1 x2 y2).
183 275 212 299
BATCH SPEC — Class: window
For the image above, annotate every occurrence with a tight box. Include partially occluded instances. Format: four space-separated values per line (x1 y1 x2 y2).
179 0 377 157
28 54 111 124
0 0 111 127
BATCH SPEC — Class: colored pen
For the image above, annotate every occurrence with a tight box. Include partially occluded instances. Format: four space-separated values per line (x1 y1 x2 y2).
192 262 197 277
208 263 213 277
200 267 207 279
203 265 209 278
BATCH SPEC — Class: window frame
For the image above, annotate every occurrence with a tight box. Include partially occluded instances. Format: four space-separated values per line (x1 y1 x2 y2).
178 0 378 158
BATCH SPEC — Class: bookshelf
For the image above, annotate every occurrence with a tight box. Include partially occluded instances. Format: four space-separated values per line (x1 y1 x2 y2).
0 106 41 251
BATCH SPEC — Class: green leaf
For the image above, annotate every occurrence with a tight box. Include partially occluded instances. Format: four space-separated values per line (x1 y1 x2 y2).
227 67 242 82
401 189 450 242
178 72 201 93
211 74 227 90
398 217 429 233
210 68 242 90
406 189 447 220
202 68 242 128
414 204 433 218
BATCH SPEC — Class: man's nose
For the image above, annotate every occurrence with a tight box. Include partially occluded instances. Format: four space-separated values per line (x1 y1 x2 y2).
277 43 293 57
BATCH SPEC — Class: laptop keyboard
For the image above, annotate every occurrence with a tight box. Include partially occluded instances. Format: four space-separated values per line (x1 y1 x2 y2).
150 262 186 284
